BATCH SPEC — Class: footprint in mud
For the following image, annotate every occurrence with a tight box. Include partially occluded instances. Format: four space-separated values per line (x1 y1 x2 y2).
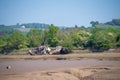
41 72 58 76
91 70 97 72
91 68 110 73
103 67 110 70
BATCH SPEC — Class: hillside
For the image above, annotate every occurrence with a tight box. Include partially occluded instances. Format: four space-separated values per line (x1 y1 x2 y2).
95 24 120 29
0 23 50 37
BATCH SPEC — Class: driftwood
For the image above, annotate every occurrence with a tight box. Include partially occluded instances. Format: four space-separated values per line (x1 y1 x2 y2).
28 46 68 55
51 46 69 55
28 46 51 55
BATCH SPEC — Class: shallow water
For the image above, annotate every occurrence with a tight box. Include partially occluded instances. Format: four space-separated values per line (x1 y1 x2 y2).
0 59 120 74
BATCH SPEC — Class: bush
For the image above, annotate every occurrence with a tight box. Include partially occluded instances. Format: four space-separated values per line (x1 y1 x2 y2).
0 32 29 54
59 37 73 52
86 29 112 52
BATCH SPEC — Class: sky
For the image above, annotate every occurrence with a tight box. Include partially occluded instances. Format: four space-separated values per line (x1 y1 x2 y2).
0 0 120 27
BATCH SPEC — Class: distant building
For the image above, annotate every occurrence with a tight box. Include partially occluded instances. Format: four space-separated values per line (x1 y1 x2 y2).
21 26 25 29
19 26 26 32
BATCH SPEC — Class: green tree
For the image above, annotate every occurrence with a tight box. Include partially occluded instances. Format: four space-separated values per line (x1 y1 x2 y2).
8 32 28 49
45 24 59 47
27 29 42 47
0 38 4 52
71 29 91 48
0 32 28 53
86 29 113 52
90 21 99 27
106 27 119 48
58 35 73 52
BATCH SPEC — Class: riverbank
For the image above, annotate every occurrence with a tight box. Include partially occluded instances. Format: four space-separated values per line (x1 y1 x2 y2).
0 59 120 80
0 53 120 61
0 53 120 80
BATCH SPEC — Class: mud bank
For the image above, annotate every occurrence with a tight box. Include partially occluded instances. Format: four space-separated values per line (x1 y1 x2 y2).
0 59 120 80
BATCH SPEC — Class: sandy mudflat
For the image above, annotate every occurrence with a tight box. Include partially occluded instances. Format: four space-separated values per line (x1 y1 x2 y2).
0 59 120 80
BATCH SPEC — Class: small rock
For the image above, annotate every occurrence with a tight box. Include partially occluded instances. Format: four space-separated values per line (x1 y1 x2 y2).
6 65 11 69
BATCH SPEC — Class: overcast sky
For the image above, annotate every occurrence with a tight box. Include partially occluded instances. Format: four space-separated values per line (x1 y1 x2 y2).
0 0 120 27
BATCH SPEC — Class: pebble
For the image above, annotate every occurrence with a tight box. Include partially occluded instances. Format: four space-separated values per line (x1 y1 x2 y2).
6 65 11 69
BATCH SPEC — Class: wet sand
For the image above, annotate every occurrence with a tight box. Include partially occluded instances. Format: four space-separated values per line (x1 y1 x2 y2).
0 59 120 80
0 59 120 74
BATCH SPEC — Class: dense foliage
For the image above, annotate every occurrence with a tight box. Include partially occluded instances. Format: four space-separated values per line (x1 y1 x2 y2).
27 29 42 47
45 24 59 47
0 19 120 54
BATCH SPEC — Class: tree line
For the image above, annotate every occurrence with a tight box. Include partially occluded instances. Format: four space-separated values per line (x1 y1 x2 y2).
0 23 120 54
